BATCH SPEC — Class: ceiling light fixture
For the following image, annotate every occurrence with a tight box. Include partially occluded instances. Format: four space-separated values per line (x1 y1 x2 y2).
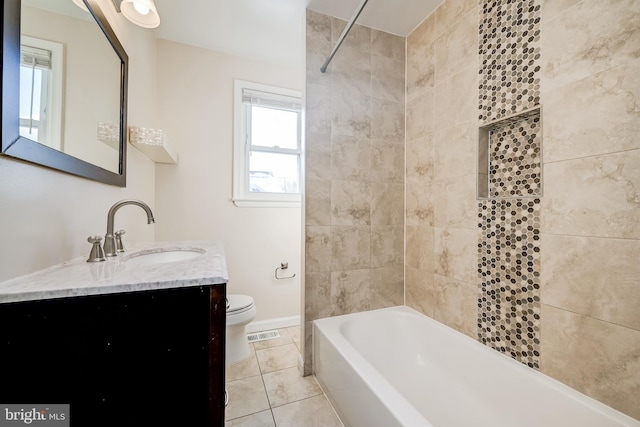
119 0 161 28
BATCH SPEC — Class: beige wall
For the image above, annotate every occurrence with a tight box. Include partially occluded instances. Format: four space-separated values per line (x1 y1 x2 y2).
405 0 640 419
0 0 157 283
154 39 303 325
304 10 406 374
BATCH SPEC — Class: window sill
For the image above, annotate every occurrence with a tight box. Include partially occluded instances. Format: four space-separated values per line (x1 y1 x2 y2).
232 198 301 208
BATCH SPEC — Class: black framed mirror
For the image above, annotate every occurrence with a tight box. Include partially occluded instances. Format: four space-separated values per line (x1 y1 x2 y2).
1 0 128 187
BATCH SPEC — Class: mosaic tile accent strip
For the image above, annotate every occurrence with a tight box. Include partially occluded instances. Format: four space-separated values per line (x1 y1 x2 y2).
479 0 541 123
488 112 541 198
478 198 541 369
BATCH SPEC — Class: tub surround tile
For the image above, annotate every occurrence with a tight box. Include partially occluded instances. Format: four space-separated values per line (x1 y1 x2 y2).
225 410 275 427
271 395 343 427
306 11 332 88
303 321 313 376
407 16 436 97
434 0 477 37
332 47 372 97
331 136 371 182
540 0 640 93
370 266 404 309
225 375 270 420
541 150 640 239
406 177 435 227
304 272 332 321
306 133 331 181
372 99 405 142
330 226 371 271
433 174 477 229
371 140 405 184
305 227 331 273
405 266 436 317
433 122 476 180
331 269 371 316
406 88 435 140
542 60 640 163
306 83 332 135
331 18 370 54
434 227 478 284
406 134 434 181
406 225 435 271
434 64 478 129
330 181 371 226
541 234 640 331
372 56 405 104
331 91 371 138
434 6 478 85
256 343 300 374
371 225 404 268
305 180 331 226
540 0 580 23
372 30 405 61
540 305 640 420
432 274 478 339
370 183 404 226
263 366 323 408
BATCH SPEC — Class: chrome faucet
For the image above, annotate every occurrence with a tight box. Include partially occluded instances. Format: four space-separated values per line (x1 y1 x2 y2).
103 199 155 257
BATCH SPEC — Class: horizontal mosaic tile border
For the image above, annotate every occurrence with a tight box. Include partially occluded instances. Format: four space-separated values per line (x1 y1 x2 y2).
478 198 541 369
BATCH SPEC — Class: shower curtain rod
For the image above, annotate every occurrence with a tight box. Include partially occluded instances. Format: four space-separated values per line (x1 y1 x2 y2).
320 0 370 73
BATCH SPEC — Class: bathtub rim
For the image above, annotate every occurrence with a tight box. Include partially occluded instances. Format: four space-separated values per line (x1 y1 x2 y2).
312 305 640 427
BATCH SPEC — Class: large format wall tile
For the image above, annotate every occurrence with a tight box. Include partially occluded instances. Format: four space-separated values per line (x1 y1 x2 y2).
304 272 332 321
406 225 435 271
372 99 405 142
540 305 640 419
372 31 405 62
432 274 478 338
435 64 478 129
370 266 404 309
541 150 640 239
371 225 404 268
305 226 331 273
540 0 640 93
331 91 371 138
434 0 477 37
306 10 331 87
305 132 331 181
541 234 640 331
331 269 371 315
434 227 478 284
372 55 405 104
406 266 435 317
407 15 436 98
370 183 404 226
433 174 477 229
543 60 640 162
434 6 478 85
433 122 476 180
305 179 330 226
371 140 405 184
331 180 371 226
331 135 371 181
330 226 371 271
406 88 435 140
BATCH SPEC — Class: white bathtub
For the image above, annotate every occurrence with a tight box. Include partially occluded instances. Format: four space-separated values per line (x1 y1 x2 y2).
313 306 639 427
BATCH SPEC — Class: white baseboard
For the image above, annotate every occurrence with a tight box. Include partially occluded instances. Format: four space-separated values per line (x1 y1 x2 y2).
246 315 300 333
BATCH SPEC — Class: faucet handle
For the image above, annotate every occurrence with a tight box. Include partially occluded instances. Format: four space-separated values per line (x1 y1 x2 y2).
87 236 106 263
115 229 126 253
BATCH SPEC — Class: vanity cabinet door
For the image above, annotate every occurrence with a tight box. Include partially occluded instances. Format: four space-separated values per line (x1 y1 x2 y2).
0 285 226 426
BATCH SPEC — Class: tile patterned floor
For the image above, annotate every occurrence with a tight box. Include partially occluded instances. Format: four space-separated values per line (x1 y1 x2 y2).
225 326 344 427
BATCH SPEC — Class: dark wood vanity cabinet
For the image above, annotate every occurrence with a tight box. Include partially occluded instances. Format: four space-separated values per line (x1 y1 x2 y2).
0 285 226 426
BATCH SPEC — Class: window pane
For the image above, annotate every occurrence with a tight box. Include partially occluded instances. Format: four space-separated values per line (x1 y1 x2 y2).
19 66 43 120
251 106 298 149
249 151 299 194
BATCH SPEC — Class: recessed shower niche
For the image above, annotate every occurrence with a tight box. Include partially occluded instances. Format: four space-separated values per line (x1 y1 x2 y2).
477 106 542 200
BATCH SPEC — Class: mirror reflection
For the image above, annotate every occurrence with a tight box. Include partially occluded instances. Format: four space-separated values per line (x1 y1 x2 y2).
20 0 122 173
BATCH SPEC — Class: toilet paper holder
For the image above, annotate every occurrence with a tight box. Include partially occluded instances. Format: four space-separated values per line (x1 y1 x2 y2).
275 262 296 280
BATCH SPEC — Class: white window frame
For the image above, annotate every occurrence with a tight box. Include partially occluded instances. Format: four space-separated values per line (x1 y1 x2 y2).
232 79 302 208
19 36 64 151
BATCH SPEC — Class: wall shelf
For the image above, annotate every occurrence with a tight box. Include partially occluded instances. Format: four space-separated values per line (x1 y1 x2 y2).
129 126 178 164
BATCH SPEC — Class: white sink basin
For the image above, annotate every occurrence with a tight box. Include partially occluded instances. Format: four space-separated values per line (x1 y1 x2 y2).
124 248 204 265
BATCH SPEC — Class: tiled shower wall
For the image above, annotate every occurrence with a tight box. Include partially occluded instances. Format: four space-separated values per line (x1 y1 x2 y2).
405 0 640 419
304 11 405 375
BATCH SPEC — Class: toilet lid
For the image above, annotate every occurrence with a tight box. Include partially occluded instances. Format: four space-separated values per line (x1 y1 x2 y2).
227 294 254 314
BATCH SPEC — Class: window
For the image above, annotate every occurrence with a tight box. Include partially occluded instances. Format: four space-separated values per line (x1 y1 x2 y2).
233 80 302 207
19 36 64 150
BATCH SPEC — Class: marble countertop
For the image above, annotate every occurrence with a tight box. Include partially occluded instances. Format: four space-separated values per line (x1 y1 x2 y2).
0 240 229 304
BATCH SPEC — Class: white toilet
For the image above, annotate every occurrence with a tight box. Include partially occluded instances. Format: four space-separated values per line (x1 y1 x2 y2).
226 294 257 366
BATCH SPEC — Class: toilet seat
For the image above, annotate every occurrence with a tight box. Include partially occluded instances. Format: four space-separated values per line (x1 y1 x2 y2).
227 294 255 315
